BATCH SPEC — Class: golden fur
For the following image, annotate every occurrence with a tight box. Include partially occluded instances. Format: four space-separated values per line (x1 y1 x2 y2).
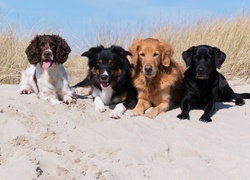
129 38 185 118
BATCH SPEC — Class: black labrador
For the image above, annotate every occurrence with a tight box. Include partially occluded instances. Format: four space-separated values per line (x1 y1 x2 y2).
177 45 250 122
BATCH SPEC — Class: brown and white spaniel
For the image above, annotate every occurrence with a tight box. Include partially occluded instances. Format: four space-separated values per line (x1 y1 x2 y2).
19 34 76 104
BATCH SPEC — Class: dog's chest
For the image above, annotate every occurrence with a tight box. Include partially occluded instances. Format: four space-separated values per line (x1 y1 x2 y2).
92 86 116 105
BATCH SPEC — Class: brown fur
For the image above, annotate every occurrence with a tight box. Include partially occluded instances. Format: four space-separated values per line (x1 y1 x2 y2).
129 38 185 118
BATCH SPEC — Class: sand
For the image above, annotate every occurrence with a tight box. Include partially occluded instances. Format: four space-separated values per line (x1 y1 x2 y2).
0 81 250 180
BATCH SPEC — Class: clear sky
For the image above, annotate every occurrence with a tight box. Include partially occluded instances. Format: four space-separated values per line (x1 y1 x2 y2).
0 0 250 52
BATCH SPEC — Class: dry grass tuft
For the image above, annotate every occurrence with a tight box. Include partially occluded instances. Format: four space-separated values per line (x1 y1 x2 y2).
0 12 250 84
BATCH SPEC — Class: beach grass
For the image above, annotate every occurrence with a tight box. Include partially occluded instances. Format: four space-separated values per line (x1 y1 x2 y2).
0 12 249 84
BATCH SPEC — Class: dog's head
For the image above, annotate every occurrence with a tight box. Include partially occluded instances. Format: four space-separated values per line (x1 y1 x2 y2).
129 38 173 78
182 45 226 79
25 34 71 68
82 45 132 90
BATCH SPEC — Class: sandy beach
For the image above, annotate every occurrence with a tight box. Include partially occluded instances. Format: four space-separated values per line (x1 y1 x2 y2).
0 81 250 180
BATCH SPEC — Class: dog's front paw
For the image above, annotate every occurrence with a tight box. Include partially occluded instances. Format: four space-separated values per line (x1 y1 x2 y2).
109 104 126 119
130 109 144 117
109 111 122 119
63 98 77 105
20 89 32 94
63 94 77 105
95 106 107 113
177 113 190 120
199 114 212 123
235 97 245 106
145 108 158 119
49 98 62 104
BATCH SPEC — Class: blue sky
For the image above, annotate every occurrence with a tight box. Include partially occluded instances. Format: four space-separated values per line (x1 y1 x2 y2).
0 0 250 52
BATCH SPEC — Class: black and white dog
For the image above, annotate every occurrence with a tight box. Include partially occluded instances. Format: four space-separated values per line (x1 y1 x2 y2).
74 45 137 119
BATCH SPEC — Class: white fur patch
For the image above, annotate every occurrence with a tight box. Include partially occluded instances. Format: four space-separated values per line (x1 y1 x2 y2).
19 63 75 104
92 86 114 105
94 96 106 112
19 65 38 94
109 103 126 119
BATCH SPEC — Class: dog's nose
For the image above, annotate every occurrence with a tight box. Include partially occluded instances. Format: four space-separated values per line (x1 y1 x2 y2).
144 65 152 73
100 74 108 81
44 51 52 57
198 67 204 74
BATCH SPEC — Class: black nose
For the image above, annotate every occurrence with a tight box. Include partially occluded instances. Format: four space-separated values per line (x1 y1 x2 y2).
100 74 108 81
198 67 204 74
44 51 52 57
144 65 152 73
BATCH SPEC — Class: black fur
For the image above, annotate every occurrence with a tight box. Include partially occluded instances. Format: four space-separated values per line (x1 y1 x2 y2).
177 45 250 122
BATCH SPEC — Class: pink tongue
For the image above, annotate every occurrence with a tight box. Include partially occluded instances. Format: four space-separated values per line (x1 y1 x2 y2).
100 83 109 89
42 61 52 69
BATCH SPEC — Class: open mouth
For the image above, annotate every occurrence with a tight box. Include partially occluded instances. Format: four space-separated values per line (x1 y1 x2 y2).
100 82 109 90
42 59 53 69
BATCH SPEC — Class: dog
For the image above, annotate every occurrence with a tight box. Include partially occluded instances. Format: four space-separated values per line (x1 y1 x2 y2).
129 38 185 118
19 34 76 104
73 45 137 119
177 45 250 122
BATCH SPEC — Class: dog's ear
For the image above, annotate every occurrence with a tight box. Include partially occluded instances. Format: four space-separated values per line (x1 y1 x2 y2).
213 47 226 69
111 45 132 57
81 45 104 59
129 39 142 66
160 40 173 67
53 35 71 64
25 35 40 64
182 46 195 67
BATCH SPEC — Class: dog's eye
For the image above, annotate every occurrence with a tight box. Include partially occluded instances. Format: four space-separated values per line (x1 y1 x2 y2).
153 52 159 57
139 53 145 57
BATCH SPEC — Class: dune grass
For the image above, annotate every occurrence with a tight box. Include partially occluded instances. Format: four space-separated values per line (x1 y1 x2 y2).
0 12 250 84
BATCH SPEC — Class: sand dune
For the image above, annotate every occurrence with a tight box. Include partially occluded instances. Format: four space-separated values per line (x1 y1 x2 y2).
0 82 250 179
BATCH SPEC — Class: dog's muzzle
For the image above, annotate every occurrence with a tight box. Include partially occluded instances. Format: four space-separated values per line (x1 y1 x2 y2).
42 50 54 69
100 73 109 89
144 64 154 77
196 67 208 79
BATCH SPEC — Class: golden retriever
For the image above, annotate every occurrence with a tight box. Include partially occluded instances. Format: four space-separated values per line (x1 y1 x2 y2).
129 38 184 118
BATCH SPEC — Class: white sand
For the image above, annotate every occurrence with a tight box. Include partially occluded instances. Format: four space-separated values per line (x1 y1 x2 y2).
0 82 250 180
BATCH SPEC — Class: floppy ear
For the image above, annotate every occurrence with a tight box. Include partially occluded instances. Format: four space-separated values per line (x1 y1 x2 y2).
111 45 132 57
213 47 226 69
128 39 142 66
160 40 174 67
25 35 40 64
182 46 195 67
81 45 104 59
53 35 71 64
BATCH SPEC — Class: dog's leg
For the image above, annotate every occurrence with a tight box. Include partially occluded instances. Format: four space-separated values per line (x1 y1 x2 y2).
60 78 77 104
200 103 215 122
39 91 61 104
19 65 38 94
177 98 191 120
109 103 126 119
94 96 106 112
219 75 245 106
199 86 218 122
131 99 151 117
145 101 170 119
